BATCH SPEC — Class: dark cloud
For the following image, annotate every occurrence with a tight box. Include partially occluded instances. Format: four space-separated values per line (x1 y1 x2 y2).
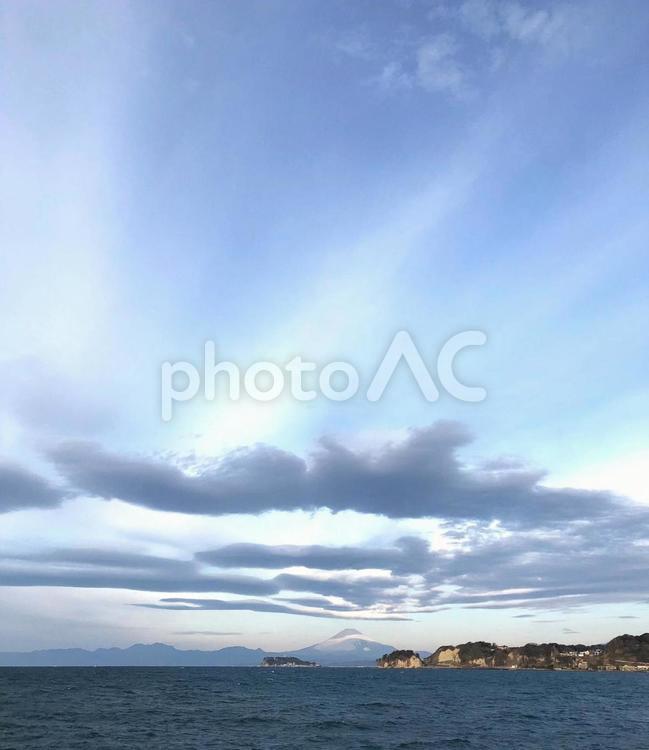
3 502 649 617
418 512 649 612
0 462 65 512
47 440 307 515
45 422 626 525
138 597 411 621
12 548 190 570
0 549 277 596
274 572 408 607
0 548 410 616
275 596 362 612
197 536 432 575
4 419 649 619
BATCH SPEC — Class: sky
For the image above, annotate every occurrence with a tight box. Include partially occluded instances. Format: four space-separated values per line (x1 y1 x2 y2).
1 0 648 653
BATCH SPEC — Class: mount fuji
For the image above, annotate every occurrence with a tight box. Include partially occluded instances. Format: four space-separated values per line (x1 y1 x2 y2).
288 629 396 666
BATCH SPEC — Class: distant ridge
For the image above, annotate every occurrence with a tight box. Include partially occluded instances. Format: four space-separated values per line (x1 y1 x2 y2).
0 630 395 667
0 643 266 667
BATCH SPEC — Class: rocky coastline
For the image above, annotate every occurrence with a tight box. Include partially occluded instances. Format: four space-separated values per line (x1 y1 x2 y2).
377 633 649 672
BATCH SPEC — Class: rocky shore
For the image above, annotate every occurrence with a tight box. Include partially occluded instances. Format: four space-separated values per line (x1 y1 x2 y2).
375 650 425 669
377 633 649 671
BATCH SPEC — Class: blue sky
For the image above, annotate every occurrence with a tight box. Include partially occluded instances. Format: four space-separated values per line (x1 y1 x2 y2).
1 0 648 652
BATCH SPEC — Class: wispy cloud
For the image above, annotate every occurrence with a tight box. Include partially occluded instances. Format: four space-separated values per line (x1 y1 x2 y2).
139 597 411 621
416 35 468 97
173 630 242 636
459 0 563 43
334 0 580 98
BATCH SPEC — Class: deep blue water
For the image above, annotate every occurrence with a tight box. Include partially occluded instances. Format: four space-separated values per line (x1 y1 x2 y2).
1 667 648 749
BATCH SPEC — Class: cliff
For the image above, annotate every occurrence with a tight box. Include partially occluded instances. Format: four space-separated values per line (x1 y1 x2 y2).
423 641 603 670
376 650 424 668
603 633 649 668
377 633 649 671
426 641 507 668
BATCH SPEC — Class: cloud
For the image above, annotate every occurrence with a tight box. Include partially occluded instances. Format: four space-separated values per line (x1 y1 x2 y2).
196 536 432 575
0 461 65 512
0 548 278 596
419 514 649 611
138 597 411 621
334 29 376 62
45 422 631 526
6 420 649 619
275 596 361 612
47 439 307 516
376 61 413 92
458 0 502 38
333 0 579 98
273 572 408 608
499 2 558 44
173 631 242 636
0 547 412 617
3 492 649 618
459 0 561 44
416 35 467 96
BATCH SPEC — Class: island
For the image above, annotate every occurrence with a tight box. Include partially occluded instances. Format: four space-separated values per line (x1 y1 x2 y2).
377 633 649 671
260 656 319 667
376 650 425 669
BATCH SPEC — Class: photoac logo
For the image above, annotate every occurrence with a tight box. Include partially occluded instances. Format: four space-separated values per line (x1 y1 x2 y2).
161 330 487 421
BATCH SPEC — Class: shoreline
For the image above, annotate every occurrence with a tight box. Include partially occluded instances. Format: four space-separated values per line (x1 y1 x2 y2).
0 664 647 672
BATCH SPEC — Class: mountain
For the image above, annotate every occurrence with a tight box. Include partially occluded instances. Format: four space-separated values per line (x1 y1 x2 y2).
0 643 265 667
0 630 395 667
290 629 396 666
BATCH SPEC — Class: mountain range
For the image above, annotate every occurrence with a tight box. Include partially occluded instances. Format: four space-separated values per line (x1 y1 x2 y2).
0 629 395 667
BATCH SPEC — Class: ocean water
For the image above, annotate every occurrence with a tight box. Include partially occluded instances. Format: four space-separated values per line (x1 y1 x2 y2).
1 667 648 749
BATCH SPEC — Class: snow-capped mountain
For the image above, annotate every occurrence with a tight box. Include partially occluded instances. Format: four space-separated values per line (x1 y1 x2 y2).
290 629 395 666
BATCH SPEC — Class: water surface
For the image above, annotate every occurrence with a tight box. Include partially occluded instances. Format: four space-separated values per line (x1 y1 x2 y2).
1 667 648 749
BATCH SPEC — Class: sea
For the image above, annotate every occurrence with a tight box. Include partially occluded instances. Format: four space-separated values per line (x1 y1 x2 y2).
1 667 648 749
